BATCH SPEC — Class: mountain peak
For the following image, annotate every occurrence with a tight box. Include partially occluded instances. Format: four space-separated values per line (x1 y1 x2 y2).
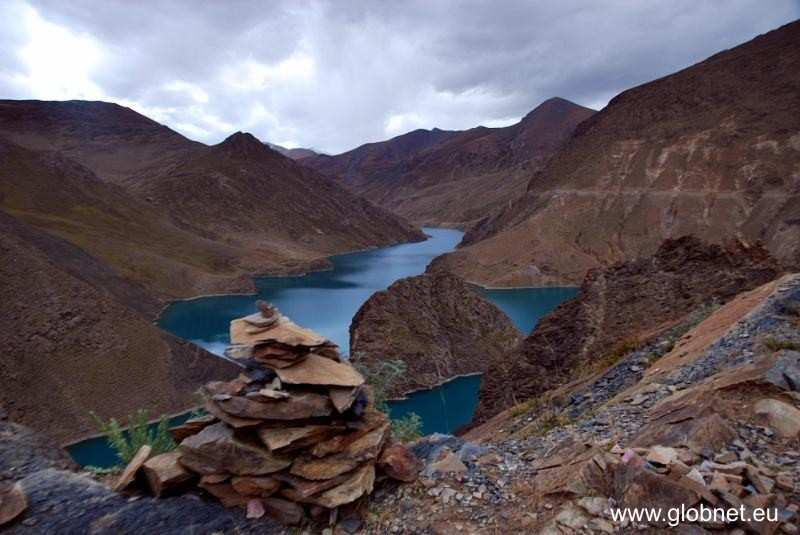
217 131 271 158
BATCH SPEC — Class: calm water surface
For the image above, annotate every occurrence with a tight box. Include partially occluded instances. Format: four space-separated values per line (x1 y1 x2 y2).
69 228 577 466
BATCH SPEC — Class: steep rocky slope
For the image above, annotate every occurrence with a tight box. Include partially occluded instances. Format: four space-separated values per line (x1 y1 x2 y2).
305 98 594 227
0 210 239 443
349 271 520 396
473 236 780 424
366 274 800 534
437 21 800 287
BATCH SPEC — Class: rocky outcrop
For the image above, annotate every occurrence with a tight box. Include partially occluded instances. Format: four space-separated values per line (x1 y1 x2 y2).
474 236 780 423
305 98 594 227
364 275 800 534
438 21 800 287
102 304 420 527
350 272 520 396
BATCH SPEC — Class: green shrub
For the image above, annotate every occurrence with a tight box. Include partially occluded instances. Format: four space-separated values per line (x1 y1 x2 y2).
351 353 424 440
351 353 406 412
392 413 423 443
90 409 177 465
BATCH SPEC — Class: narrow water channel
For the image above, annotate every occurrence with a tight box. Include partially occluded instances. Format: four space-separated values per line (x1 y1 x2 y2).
68 229 577 466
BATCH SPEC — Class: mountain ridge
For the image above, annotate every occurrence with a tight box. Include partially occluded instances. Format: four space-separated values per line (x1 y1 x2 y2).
304 97 595 227
436 20 800 287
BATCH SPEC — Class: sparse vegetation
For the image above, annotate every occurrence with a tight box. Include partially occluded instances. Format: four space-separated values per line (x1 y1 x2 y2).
392 413 423 443
509 397 543 418
763 336 800 352
351 353 423 442
517 408 574 439
587 336 641 376
90 409 177 465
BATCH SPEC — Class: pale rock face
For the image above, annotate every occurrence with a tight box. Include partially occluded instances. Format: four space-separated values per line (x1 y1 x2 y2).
754 398 800 438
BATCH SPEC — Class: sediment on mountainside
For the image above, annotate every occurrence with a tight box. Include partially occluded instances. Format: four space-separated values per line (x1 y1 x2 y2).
349 271 521 397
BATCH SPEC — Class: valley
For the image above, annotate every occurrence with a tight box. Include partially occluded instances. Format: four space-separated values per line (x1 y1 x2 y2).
1 9 799 534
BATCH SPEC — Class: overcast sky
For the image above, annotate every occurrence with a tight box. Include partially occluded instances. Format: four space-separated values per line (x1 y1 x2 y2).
0 1 797 154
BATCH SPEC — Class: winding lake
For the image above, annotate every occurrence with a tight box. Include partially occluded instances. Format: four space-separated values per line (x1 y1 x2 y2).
68 228 577 466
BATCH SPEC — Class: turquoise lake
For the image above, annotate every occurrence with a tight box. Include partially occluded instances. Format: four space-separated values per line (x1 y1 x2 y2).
68 228 577 466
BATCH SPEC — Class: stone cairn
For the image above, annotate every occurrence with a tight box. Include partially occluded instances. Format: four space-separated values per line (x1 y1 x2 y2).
114 300 420 527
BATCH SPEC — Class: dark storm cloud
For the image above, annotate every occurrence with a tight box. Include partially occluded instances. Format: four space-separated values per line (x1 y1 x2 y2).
1 0 797 153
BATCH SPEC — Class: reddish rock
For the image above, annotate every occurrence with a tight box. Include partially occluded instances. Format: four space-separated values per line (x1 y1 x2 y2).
350 271 520 396
378 443 422 482
178 423 291 476
142 451 193 497
112 445 151 492
0 483 27 527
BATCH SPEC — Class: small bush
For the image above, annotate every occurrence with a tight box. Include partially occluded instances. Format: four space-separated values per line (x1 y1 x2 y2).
392 413 423 443
351 353 407 412
91 410 177 465
351 353 425 440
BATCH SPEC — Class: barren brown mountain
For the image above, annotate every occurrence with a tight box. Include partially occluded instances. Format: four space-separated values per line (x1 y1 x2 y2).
349 271 520 396
0 100 424 298
0 100 424 442
435 21 800 287
0 210 240 443
474 236 780 424
305 98 595 227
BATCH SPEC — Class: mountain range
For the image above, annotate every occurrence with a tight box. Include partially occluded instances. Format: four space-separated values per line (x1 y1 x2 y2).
304 97 595 227
0 100 423 441
433 20 800 286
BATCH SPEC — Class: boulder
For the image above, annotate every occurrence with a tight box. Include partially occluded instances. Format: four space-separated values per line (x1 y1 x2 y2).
142 451 193 497
329 386 362 413
378 443 422 482
275 355 365 388
0 483 27 526
764 351 800 392
112 444 151 492
754 399 800 437
426 448 467 475
178 423 292 475
272 471 351 499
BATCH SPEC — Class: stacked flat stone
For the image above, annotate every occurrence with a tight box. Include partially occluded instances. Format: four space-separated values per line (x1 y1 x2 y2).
147 301 418 526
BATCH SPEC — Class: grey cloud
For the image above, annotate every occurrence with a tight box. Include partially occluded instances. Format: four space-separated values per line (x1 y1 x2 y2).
1 0 797 153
